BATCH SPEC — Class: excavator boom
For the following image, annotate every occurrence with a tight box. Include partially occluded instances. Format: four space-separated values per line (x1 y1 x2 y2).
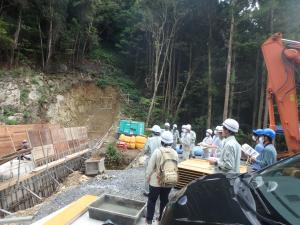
261 33 300 155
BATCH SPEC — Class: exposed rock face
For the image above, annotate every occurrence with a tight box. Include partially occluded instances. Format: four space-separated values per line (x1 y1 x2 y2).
0 82 20 107
47 83 120 139
0 72 120 139
28 87 40 101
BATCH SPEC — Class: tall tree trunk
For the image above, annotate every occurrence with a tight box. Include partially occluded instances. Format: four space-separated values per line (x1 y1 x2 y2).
252 51 260 128
207 18 213 128
46 1 53 68
257 67 266 128
82 20 93 59
174 46 193 120
172 55 180 114
223 1 235 120
72 32 79 66
167 47 175 115
146 16 177 126
38 18 45 69
164 39 174 116
10 9 22 67
228 61 235 118
146 39 167 126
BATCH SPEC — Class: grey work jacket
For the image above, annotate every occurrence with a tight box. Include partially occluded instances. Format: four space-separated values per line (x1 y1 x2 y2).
217 135 241 173
144 136 161 156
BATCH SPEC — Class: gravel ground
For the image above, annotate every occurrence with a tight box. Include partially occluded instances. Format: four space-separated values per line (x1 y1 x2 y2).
32 166 147 222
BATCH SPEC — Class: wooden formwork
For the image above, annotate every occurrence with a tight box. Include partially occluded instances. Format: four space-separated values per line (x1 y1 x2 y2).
175 159 248 189
0 124 89 168
0 123 113 219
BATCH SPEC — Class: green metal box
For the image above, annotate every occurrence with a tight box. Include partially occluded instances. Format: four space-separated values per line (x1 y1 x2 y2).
118 120 145 135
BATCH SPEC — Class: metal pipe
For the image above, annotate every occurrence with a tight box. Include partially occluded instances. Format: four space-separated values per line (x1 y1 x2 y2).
64 165 74 173
282 38 300 45
22 185 42 200
0 208 13 215
0 216 33 224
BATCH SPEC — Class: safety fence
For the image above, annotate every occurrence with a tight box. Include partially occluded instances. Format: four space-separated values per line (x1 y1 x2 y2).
0 124 89 168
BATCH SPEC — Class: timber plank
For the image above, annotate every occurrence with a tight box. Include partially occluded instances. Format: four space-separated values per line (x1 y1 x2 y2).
43 195 98 225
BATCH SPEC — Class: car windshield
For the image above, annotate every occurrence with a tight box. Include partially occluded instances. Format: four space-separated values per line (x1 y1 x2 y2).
251 154 300 225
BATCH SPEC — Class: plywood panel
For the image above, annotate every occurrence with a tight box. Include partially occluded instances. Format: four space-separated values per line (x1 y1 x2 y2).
31 144 55 161
0 135 15 158
27 130 42 148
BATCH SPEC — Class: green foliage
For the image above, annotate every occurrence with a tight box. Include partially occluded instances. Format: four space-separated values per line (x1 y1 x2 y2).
0 19 13 49
38 94 47 106
89 48 118 65
105 142 123 164
31 77 39 85
20 88 30 103
2 106 17 117
5 119 18 125
0 106 18 125
235 130 252 146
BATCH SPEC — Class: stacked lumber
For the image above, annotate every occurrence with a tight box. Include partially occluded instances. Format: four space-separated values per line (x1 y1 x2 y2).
176 158 248 189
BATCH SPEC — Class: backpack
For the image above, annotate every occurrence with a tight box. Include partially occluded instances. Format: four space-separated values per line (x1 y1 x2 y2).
157 147 178 187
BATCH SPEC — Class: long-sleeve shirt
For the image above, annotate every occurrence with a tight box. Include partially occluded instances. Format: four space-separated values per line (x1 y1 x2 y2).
217 135 241 173
252 143 277 171
144 136 161 156
146 146 178 187
172 129 180 149
190 130 196 145
180 132 193 147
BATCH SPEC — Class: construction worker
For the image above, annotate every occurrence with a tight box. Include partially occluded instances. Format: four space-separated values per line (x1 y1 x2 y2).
171 124 179 150
161 122 170 133
145 131 178 225
197 129 213 158
180 125 193 160
252 129 264 153
17 140 31 160
251 128 277 171
188 124 197 149
143 125 162 196
210 126 223 157
209 118 241 173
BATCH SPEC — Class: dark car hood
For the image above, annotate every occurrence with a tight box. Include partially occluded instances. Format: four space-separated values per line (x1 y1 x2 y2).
160 173 261 225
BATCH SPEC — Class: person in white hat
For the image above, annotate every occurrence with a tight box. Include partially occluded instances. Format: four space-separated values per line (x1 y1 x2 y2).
197 129 213 158
143 125 162 196
171 124 179 149
180 124 193 160
209 118 241 173
210 126 224 157
145 131 178 225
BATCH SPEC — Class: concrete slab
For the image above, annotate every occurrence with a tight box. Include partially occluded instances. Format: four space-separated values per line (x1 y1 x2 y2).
0 159 34 181
32 200 158 225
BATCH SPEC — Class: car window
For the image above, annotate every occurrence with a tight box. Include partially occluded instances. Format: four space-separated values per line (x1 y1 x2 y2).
252 154 300 225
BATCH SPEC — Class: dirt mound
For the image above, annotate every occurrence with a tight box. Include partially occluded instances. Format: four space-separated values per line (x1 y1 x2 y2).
47 82 120 139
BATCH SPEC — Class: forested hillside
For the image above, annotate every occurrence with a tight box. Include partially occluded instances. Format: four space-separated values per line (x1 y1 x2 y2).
0 0 300 135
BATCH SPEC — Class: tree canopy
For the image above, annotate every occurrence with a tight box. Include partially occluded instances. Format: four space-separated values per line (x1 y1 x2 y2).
0 0 299 135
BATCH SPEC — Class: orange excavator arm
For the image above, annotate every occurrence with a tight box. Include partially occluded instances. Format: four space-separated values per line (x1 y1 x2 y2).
261 33 300 155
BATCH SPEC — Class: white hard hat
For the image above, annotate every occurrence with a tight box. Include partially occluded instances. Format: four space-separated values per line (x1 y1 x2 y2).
216 126 223 132
151 125 161 133
186 124 191 130
206 129 213 135
164 122 170 127
222 118 239 133
161 131 173 144
173 124 177 128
